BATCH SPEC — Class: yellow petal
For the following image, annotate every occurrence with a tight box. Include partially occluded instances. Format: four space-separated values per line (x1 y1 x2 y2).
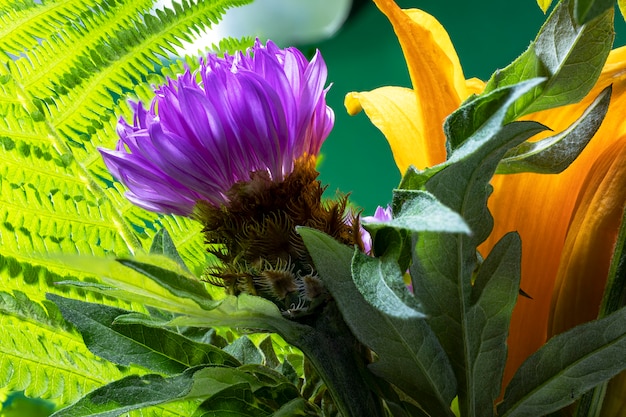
537 0 553 13
371 0 469 169
345 87 432 171
465 77 486 96
619 0 626 21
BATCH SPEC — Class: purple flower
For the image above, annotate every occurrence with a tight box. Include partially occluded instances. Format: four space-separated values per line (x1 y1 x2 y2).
361 205 393 255
100 39 334 216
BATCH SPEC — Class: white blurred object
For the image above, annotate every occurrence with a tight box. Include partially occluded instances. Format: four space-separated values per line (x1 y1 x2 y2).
155 0 353 56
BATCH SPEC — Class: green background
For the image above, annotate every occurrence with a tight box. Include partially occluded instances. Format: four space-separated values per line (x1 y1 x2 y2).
314 0 626 214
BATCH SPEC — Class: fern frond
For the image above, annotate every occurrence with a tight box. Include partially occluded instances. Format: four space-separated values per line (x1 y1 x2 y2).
0 290 127 403
0 0 154 57
0 294 201 417
0 0 254 409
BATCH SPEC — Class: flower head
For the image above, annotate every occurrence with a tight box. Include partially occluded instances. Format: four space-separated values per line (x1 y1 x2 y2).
101 40 362 318
100 39 334 216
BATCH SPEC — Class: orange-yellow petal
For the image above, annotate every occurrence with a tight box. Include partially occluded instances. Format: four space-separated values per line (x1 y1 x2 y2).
546 133 626 417
371 0 469 169
345 87 430 171
549 137 626 336
481 46 626 388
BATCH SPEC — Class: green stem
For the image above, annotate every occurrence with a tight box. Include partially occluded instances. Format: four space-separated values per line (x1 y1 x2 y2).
287 301 387 417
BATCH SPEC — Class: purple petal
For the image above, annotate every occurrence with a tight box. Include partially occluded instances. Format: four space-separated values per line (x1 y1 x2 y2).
100 39 334 216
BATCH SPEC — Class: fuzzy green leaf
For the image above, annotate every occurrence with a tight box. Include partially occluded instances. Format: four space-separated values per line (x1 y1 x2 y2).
51 366 263 417
484 0 613 119
298 227 457 417
402 79 546 416
444 82 543 152
498 306 626 417
48 294 240 374
268 398 322 417
53 364 311 417
192 384 269 417
467 232 522 415
352 251 425 320
114 294 309 344
365 189 470 270
224 336 265 366
367 190 470 235
496 85 611 174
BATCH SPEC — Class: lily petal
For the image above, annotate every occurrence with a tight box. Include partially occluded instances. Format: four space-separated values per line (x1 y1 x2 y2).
359 0 470 170
549 138 626 336
345 87 427 171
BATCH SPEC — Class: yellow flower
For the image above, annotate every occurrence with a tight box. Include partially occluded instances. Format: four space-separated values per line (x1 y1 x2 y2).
346 0 626 413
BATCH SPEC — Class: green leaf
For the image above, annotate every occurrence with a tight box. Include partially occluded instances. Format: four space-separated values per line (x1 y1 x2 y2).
192 384 269 417
599 195 626 317
149 227 191 273
0 0 252 408
365 190 470 270
402 78 548 192
352 251 425 320
270 398 322 417
404 79 546 416
575 0 615 24
224 336 265 365
239 364 303 406
52 366 263 417
53 363 311 417
484 0 614 119
467 232 522 415
115 293 309 343
498 306 626 417
444 83 543 152
496 85 612 174
48 294 240 374
298 227 457 417
55 254 219 314
368 190 470 235
0 0 252 413
117 258 217 309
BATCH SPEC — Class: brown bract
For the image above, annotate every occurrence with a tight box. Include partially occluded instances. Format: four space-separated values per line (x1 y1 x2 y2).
195 155 363 318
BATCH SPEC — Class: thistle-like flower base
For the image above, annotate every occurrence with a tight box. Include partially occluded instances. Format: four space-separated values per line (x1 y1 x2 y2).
196 156 363 318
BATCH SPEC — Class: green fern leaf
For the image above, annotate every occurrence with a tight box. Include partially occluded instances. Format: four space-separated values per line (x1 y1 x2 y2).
0 0 253 408
0 289 128 404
